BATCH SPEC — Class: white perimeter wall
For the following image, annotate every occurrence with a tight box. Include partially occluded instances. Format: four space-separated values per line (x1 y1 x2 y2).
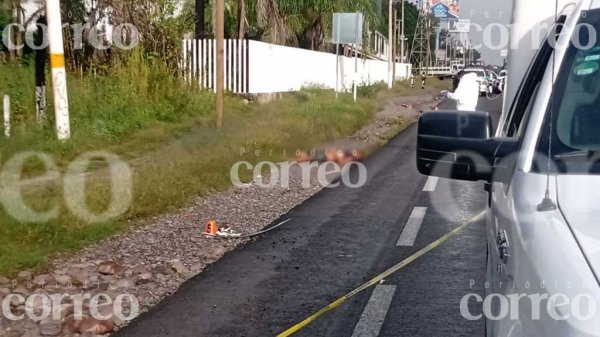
248 40 411 94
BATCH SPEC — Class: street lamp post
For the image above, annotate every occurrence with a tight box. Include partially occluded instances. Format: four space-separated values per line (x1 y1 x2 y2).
215 0 224 129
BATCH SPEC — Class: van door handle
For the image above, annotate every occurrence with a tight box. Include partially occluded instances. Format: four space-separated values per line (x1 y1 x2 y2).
496 230 510 264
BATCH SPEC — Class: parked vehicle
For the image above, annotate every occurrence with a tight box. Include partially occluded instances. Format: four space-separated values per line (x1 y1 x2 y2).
496 70 507 92
466 61 486 68
425 66 454 79
451 60 465 76
486 70 505 94
462 67 489 96
417 0 600 336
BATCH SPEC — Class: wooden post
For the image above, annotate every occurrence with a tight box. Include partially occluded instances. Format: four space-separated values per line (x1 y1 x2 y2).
215 0 224 130
3 95 10 138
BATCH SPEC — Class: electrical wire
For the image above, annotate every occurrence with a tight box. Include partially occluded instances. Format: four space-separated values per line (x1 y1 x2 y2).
205 218 292 239
242 218 292 238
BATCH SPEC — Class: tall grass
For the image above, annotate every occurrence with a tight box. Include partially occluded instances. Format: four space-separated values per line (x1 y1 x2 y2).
0 54 218 162
0 56 416 275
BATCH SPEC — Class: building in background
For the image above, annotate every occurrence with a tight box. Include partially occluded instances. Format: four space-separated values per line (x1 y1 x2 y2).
428 0 459 20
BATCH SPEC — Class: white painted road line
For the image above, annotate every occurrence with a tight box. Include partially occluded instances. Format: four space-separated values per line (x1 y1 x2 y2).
423 176 439 192
351 285 397 337
397 207 428 246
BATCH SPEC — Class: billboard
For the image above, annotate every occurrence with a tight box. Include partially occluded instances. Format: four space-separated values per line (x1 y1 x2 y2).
428 0 460 20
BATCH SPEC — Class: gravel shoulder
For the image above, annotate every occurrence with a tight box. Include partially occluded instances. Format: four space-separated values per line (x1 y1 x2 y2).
0 88 444 337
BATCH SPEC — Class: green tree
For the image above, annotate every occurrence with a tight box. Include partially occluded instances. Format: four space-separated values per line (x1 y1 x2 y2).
0 1 8 29
220 0 382 50
0 2 9 54
275 0 381 50
397 1 419 55
377 1 419 58
4 0 26 60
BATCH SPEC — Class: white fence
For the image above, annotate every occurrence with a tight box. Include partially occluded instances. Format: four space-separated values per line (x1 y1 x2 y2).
182 39 249 93
181 39 411 94
372 31 391 61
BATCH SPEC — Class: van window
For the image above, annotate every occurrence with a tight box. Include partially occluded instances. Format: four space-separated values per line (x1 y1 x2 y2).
537 9 600 173
503 16 566 137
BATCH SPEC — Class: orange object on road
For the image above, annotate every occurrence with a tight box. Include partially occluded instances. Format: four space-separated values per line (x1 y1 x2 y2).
204 220 219 236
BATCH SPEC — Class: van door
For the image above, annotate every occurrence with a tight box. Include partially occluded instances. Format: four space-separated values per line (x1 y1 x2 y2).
487 18 564 337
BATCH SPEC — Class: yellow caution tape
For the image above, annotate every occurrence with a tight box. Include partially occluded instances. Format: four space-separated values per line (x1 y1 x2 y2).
276 210 486 337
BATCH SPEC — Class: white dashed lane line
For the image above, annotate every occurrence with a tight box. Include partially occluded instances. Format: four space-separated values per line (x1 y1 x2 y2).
423 176 439 192
350 178 434 334
396 207 428 247
351 285 397 337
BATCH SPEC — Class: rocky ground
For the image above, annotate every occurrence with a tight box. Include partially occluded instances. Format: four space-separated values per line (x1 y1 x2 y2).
0 89 443 337
351 91 444 144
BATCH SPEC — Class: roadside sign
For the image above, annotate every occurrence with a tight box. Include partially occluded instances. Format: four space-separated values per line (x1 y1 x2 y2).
332 13 363 45
449 19 470 33
501 49 508 57
332 13 363 103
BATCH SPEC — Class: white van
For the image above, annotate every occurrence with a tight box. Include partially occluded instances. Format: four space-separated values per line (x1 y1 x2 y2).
463 67 489 96
417 0 600 336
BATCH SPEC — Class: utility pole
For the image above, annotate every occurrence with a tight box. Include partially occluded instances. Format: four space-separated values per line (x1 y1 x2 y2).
410 3 433 74
46 0 70 140
400 0 405 63
388 0 393 88
215 0 224 130
195 0 205 39
392 7 397 83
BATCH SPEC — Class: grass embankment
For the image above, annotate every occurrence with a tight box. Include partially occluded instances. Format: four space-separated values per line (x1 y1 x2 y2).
0 57 446 275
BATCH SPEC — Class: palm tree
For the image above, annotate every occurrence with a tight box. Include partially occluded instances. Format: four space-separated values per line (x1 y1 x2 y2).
235 0 380 50
8 0 27 60
237 0 245 39
255 0 298 46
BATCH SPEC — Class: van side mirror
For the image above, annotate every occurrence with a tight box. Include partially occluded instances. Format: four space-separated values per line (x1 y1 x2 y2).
417 110 518 182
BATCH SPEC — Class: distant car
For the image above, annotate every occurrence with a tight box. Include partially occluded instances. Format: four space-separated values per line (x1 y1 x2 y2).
451 64 464 77
487 71 505 94
463 68 489 96
496 70 507 92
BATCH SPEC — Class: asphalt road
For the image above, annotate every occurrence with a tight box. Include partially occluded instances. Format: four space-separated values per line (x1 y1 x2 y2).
114 96 503 337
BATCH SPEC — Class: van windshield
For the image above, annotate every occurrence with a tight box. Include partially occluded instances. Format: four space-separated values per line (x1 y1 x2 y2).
537 9 600 173
465 70 485 78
